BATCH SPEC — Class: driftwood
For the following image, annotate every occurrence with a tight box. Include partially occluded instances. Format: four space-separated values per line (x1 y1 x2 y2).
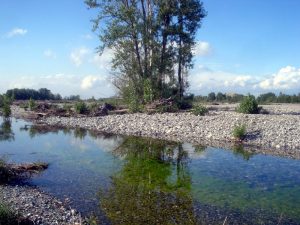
9 162 48 174
145 98 175 112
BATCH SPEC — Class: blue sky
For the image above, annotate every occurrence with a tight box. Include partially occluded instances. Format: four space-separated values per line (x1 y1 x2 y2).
1 0 300 98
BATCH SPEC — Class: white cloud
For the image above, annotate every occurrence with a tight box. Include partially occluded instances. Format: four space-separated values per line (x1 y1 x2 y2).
258 66 300 90
6 28 28 38
70 47 90 67
92 48 114 70
81 75 106 90
43 49 56 59
0 74 114 99
192 41 212 57
189 65 300 95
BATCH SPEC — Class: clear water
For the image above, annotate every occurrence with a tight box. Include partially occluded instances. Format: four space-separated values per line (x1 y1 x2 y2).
0 117 300 225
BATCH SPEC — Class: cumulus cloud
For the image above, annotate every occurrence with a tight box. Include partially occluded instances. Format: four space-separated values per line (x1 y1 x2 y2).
0 74 114 99
6 28 28 38
81 75 106 90
70 47 90 67
189 66 257 94
257 66 300 90
192 41 212 57
92 48 114 70
43 49 56 59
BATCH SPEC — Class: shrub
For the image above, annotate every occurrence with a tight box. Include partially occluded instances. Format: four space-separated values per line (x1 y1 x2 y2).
2 103 11 118
236 95 259 114
232 124 246 140
28 98 36 111
88 102 99 113
192 104 208 116
75 101 88 114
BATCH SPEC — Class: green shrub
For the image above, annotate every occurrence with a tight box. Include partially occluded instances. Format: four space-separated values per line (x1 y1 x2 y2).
192 104 208 116
75 101 88 114
2 103 11 118
88 102 99 113
28 98 36 111
232 124 246 140
236 95 259 114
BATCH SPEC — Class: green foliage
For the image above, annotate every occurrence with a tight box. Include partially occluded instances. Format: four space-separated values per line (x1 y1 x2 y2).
28 98 36 111
88 102 99 113
123 83 142 113
75 101 88 114
63 103 72 113
192 104 208 116
236 95 259 114
86 0 206 106
232 124 246 140
2 103 11 118
143 79 154 104
6 88 61 100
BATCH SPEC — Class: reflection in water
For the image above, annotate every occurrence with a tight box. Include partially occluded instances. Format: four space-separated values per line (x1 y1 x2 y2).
99 137 200 225
232 144 254 161
0 119 14 141
2 118 300 224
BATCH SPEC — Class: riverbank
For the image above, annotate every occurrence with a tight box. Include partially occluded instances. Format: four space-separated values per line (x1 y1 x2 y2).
11 104 300 158
0 184 83 224
40 107 300 159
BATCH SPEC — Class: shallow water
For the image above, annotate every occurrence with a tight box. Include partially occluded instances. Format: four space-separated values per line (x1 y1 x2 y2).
0 117 300 224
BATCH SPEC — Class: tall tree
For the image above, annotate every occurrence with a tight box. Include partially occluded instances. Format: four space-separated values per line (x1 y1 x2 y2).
86 0 206 107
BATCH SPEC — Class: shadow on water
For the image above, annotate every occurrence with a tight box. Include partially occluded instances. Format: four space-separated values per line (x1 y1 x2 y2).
0 119 14 142
1 118 300 225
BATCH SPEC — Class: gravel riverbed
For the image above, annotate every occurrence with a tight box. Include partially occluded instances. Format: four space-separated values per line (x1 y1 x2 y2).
0 184 84 225
40 105 300 159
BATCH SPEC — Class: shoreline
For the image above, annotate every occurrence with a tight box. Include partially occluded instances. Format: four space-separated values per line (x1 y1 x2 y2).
0 184 83 225
38 109 300 159
10 104 300 159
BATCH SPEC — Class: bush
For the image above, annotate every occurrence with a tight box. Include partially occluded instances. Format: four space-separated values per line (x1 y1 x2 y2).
192 104 208 116
236 95 259 114
75 101 88 114
232 124 246 140
2 103 11 118
28 98 36 111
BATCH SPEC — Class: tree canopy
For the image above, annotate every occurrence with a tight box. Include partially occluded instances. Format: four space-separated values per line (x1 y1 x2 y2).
86 0 206 110
5 88 62 101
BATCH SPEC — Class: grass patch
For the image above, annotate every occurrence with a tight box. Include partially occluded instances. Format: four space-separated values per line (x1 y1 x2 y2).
232 124 246 141
192 104 208 116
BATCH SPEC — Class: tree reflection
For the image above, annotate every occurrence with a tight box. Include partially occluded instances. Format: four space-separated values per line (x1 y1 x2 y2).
232 144 254 161
0 119 14 142
99 137 201 225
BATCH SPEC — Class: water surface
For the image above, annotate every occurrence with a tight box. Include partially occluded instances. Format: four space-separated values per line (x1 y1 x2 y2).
0 117 300 224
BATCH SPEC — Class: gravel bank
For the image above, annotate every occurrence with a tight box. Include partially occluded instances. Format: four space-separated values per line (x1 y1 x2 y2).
0 184 83 225
41 108 300 159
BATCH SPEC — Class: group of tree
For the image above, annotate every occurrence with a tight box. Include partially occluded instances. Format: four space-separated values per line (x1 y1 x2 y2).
194 92 300 104
86 0 207 111
5 88 62 101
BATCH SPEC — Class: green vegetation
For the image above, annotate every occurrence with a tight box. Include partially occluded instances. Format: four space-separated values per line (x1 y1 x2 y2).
192 104 208 116
75 101 88 114
0 203 20 225
194 91 300 104
232 124 247 141
236 95 259 114
0 95 12 118
86 0 206 109
6 88 61 100
28 98 36 111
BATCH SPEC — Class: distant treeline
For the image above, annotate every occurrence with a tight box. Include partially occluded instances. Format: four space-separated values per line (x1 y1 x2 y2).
195 92 300 104
5 88 62 100
4 88 83 101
